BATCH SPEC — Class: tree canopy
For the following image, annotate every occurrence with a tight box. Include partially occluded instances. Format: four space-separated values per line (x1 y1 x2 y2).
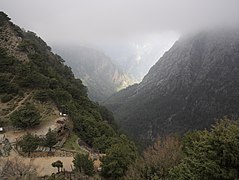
101 135 137 179
10 103 41 129
19 133 39 157
52 160 63 173
123 118 239 180
170 118 239 180
73 153 94 176
125 135 182 180
44 128 58 151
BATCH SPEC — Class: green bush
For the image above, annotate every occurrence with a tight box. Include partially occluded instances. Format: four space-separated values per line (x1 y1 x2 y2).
1 94 14 103
101 135 137 179
170 118 239 180
18 39 32 52
73 153 94 176
10 103 41 129
34 90 50 102
19 133 39 157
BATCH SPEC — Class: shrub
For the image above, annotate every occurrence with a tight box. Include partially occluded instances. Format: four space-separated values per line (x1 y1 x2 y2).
34 90 49 102
1 94 14 103
73 154 94 176
10 103 41 129
170 118 239 180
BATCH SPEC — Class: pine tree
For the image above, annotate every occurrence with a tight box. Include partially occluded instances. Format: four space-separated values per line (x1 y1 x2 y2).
73 153 94 176
19 133 39 157
52 160 63 173
44 128 57 151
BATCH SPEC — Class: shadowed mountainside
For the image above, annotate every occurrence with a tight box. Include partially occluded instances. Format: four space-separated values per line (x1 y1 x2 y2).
105 30 239 145
53 45 135 102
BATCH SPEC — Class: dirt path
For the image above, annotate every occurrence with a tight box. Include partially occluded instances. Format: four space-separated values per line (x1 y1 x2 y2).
75 138 89 154
1 128 103 177
4 91 33 118
29 117 65 136
0 151 74 176
9 75 15 83
3 117 65 143
31 156 74 176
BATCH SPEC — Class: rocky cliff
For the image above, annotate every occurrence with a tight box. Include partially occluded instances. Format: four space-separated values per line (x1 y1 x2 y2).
105 30 239 145
53 45 135 102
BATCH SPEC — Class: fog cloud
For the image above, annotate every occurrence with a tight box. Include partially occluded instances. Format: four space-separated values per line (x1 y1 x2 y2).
1 0 239 80
1 0 239 44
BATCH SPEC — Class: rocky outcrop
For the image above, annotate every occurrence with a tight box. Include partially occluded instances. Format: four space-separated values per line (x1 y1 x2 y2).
0 17 28 62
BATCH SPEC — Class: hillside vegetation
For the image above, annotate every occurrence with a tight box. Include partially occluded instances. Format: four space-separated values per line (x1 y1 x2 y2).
0 12 137 178
1 12 239 180
125 118 239 180
0 11 111 144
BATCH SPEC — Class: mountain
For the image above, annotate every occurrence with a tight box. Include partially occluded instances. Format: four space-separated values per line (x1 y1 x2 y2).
103 33 179 82
104 30 239 145
53 45 135 102
0 12 139 179
0 11 119 148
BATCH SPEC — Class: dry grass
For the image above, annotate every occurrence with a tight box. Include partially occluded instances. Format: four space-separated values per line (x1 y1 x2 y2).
33 101 59 124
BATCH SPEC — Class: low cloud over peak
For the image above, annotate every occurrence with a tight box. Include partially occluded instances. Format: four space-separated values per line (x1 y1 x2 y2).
1 0 239 44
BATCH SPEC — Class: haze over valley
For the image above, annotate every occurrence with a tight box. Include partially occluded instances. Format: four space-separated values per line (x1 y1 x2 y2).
1 0 239 179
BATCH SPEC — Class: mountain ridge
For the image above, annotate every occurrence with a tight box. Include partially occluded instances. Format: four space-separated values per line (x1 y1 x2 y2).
53 45 135 102
105 30 239 145
0 11 119 148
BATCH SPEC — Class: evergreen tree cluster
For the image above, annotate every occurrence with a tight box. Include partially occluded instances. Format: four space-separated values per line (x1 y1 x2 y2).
18 129 58 157
124 118 239 180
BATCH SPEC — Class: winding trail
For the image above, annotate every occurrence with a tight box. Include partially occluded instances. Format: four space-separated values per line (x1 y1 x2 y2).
3 91 33 118
3 117 64 143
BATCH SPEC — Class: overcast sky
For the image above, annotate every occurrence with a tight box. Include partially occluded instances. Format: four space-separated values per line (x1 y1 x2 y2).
1 0 239 79
2 0 239 44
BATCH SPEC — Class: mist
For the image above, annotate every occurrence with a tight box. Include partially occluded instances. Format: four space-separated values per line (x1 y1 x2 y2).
2 0 239 41
1 0 239 80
